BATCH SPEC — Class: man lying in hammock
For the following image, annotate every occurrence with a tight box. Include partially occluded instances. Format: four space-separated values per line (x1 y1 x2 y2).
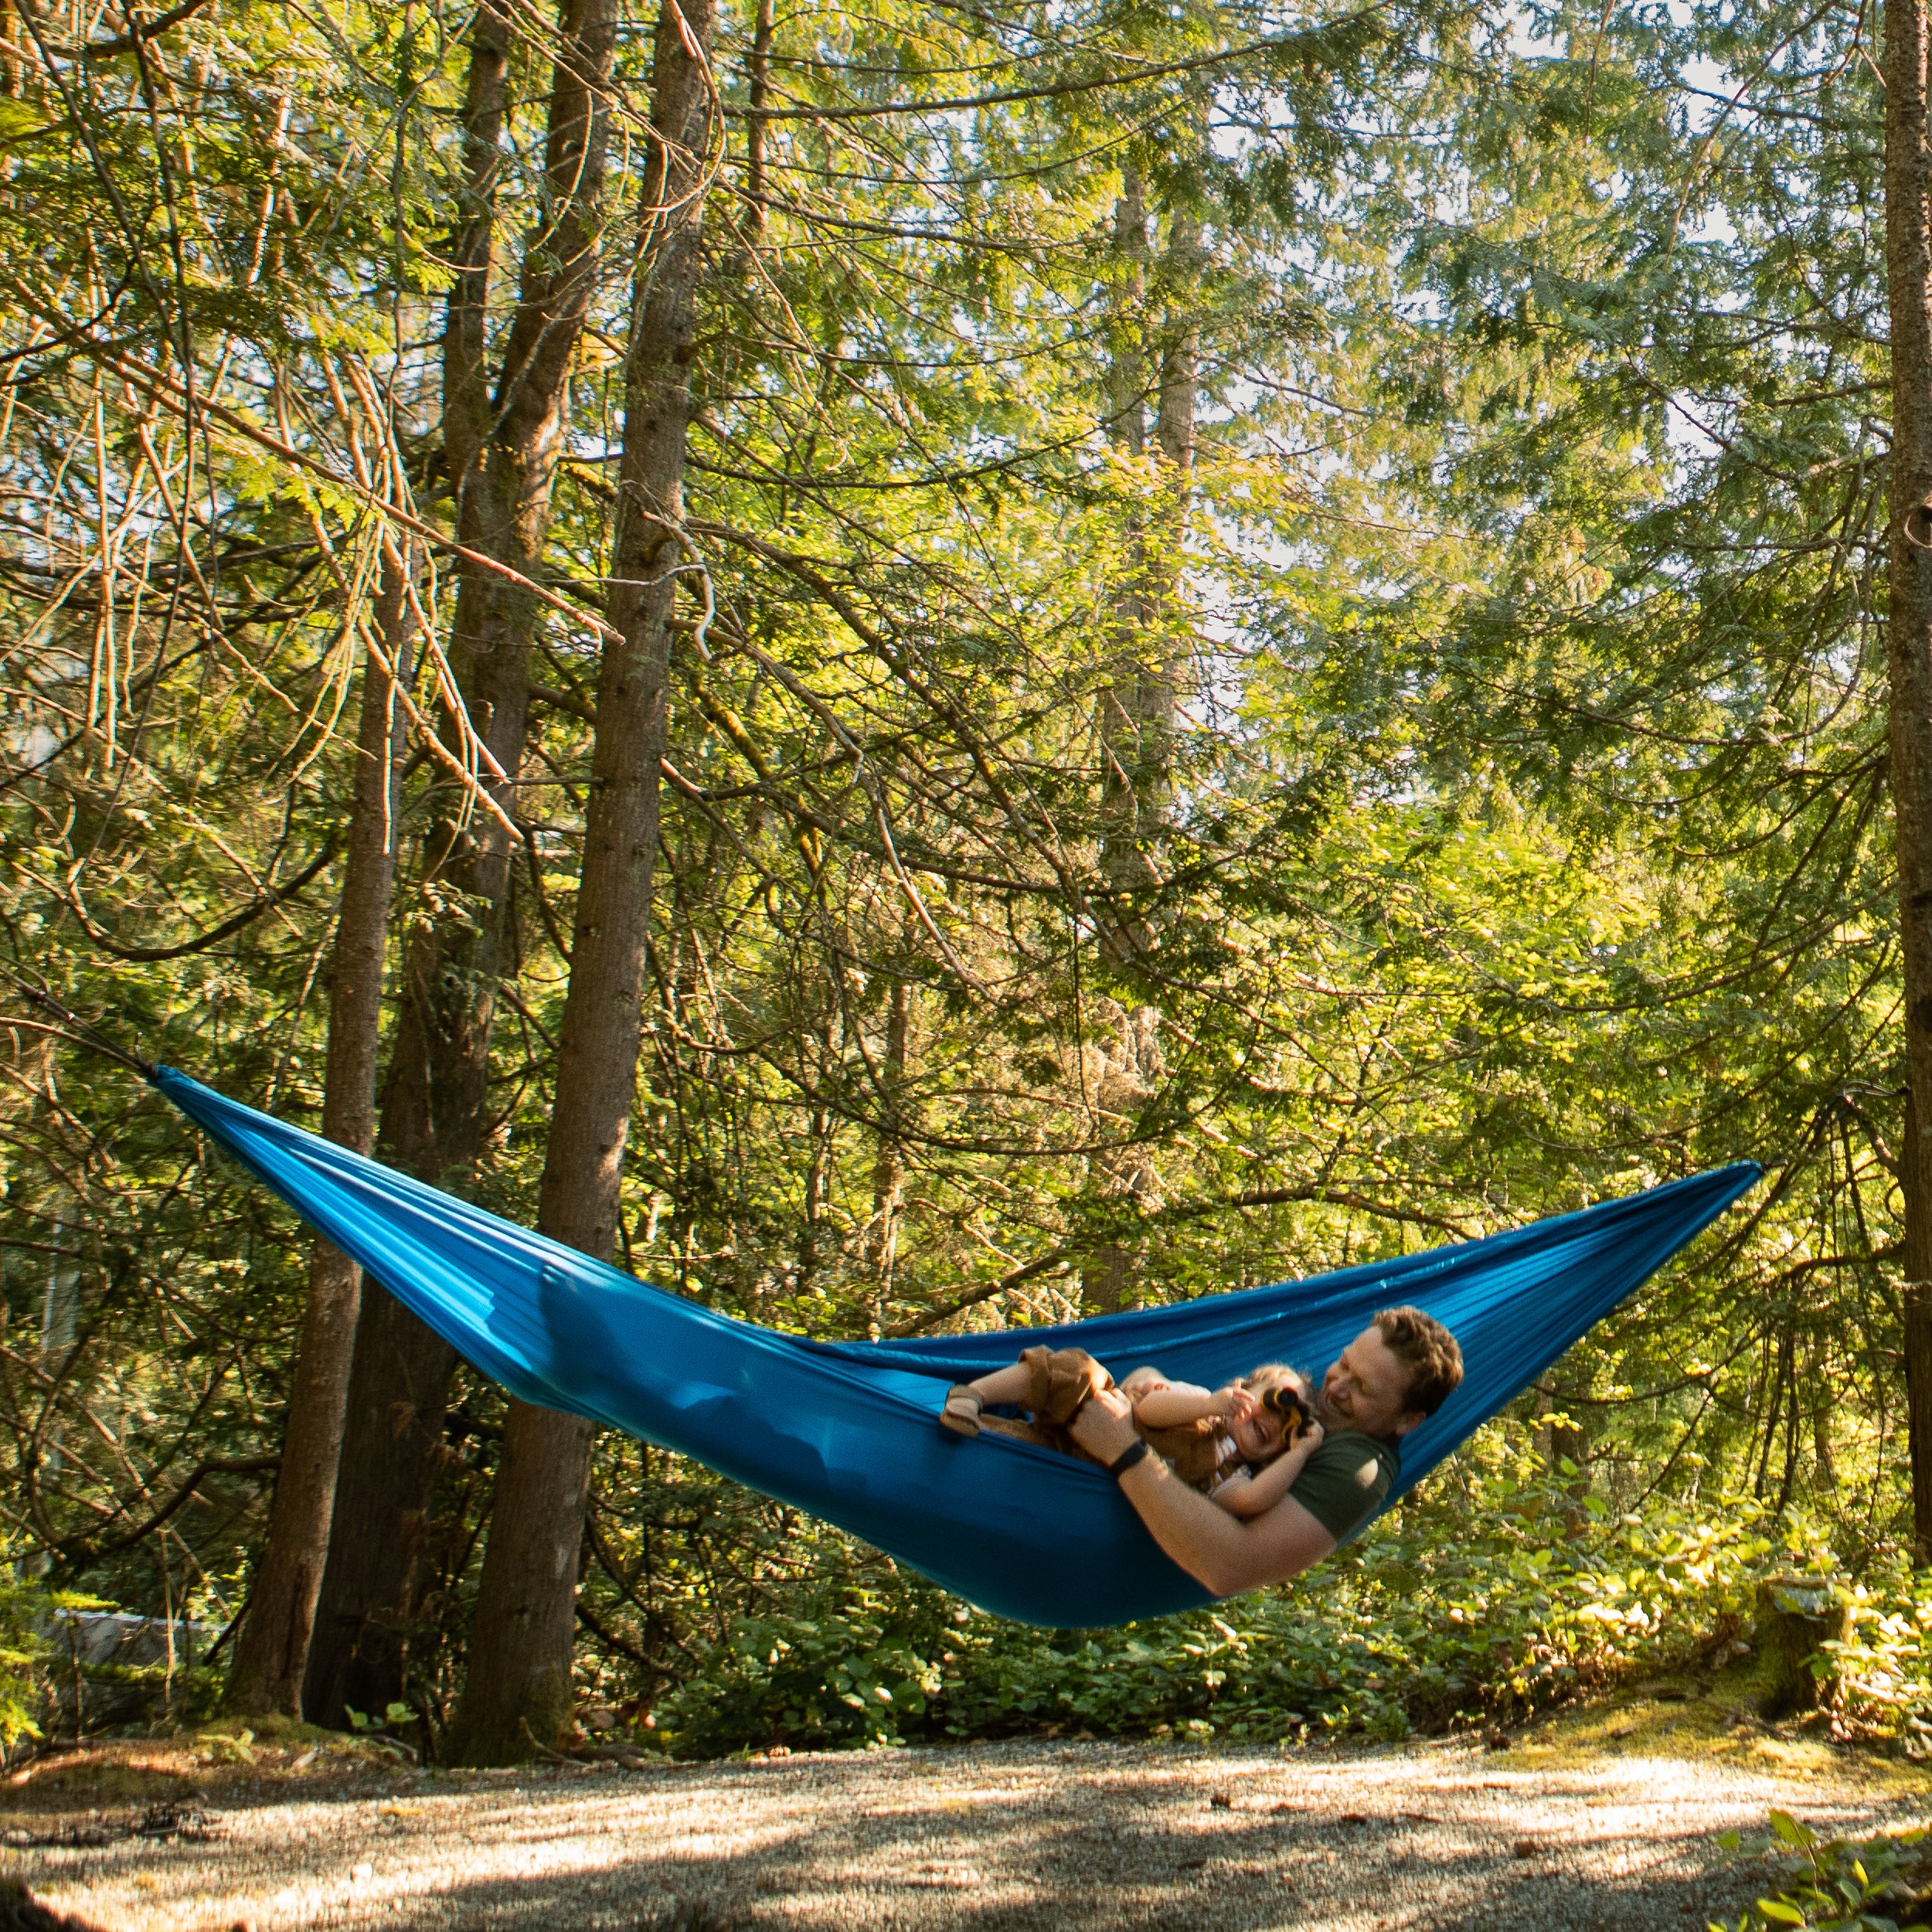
948 1307 1463 1600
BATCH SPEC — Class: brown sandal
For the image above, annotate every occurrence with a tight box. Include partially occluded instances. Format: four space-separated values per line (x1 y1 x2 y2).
940 1385 985 1438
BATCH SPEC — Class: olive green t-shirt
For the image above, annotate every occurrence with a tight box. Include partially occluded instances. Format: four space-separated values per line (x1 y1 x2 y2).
1289 1431 1399 1543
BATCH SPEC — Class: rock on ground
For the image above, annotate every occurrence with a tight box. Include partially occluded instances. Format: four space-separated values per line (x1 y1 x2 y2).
4 1734 1928 1930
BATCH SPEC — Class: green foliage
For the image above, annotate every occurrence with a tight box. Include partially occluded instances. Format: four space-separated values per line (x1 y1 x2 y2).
1812 1578 1932 1752
0 1577 117 1751
0 0 1920 1743
639 1420 1787 1757
0 1580 51 1750
1709 1814 1926 1932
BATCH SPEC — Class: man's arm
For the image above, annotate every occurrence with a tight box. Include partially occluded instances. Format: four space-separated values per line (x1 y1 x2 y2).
1069 1389 1336 1597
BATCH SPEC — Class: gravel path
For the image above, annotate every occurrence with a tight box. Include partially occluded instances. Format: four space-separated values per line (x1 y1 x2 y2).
7 1733 1928 1932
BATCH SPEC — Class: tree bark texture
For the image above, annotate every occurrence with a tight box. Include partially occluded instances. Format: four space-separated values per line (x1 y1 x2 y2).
1887 0 1932 1563
446 0 716 1764
442 0 512 539
304 0 620 1724
226 545 416 1717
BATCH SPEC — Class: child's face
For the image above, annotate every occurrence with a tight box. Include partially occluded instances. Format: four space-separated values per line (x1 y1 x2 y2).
1230 1376 1313 1461
1230 1402 1287 1462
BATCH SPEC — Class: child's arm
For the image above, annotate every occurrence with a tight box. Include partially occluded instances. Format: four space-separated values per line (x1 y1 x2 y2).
1129 1378 1238 1428
1208 1423 1325 1519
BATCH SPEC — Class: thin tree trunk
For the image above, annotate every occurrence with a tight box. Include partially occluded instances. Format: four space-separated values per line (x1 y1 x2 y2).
866 974 910 1320
1128 203 1197 838
226 544 415 1717
1808 1340 1837 1488
799 1012 835 1301
0 0 19 97
304 0 619 1723
1886 0 1932 1564
444 0 512 543
445 0 717 1766
1096 171 1151 921
1105 174 1147 459
1085 190 1196 1315
1084 177 1151 1318
743 0 772 233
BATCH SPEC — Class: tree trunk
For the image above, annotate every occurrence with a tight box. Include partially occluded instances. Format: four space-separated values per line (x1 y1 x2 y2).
444 0 716 1766
1085 190 1196 1315
226 546 417 1718
866 975 911 1304
1097 171 1151 925
1886 0 1932 1565
1755 1576 1851 1719
304 0 619 1723
1104 173 1147 461
1097 185 1194 913
442 0 512 540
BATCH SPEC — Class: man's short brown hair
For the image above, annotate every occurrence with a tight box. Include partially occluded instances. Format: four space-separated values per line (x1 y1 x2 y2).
1373 1306 1463 1418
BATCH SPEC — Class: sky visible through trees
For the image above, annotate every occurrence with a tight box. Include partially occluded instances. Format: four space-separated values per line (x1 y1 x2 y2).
0 0 1923 1754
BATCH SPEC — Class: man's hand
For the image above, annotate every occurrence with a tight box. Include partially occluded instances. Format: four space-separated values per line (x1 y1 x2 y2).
1069 1385 1138 1464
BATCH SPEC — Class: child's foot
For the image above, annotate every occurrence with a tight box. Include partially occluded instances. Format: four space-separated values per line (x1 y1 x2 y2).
940 1386 985 1437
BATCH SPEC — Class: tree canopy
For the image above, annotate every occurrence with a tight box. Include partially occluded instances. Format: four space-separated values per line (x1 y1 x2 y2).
0 0 1917 1751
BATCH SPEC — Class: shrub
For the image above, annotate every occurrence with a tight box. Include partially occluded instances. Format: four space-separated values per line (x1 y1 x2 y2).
643 1423 1807 1757
0 1574 117 1753
1708 1811 1926 1932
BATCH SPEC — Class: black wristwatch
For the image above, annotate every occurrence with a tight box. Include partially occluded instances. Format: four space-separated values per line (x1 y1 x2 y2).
1107 1439 1151 1478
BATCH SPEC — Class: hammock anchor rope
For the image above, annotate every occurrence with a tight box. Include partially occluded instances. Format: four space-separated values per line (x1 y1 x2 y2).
1 965 158 1080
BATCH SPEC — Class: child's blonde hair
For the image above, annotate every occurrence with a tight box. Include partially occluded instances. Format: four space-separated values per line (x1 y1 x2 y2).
1238 1361 1311 1402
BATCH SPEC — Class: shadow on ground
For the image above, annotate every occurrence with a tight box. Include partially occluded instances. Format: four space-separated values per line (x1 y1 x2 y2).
4 1725 1927 1931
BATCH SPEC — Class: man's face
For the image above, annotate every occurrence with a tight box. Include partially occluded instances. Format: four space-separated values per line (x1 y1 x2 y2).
1319 1327 1427 1440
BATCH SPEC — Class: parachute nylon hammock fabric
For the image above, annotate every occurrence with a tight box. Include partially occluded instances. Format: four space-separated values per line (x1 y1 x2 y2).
157 1068 1757 1628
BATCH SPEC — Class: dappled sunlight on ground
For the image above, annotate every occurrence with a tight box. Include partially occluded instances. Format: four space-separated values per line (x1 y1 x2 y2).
5 1719 1928 1930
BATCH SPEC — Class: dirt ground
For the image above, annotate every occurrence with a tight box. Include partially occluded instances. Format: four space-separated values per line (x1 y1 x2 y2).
3 1696 1928 1932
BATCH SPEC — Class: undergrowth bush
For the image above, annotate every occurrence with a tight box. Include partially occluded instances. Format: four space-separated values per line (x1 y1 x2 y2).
644 1420 1829 1757
1708 1811 1927 1931
1817 1576 1932 1753
0 1572 110 1754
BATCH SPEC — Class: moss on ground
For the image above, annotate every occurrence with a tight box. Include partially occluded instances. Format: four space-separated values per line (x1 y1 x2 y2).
1499 1658 1932 1794
0 1727 411 1814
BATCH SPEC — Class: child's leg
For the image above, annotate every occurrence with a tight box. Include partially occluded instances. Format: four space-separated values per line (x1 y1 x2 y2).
1018 1345 1112 1425
941 1348 1112 1437
940 1361 1035 1436
957 1362 1036 1406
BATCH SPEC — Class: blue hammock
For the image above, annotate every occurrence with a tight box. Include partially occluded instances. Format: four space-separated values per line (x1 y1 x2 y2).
155 1068 1757 1628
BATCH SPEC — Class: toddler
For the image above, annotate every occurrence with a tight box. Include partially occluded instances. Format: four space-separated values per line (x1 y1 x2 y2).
939 1345 1323 1517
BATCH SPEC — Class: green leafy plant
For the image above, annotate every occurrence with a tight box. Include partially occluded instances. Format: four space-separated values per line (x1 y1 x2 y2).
0 1579 52 1752
1709 1813 1926 1932
641 1433 1807 1758
0 1578 122 1753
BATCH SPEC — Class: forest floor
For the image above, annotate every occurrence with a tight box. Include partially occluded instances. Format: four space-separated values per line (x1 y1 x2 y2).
3 1685 1930 1932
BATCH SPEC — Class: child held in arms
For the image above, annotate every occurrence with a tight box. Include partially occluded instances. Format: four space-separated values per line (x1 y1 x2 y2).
938 1347 1321 1517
